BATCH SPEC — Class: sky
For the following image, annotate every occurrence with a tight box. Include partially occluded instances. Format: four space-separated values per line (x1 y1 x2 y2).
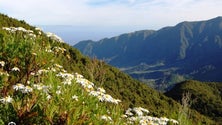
0 0 222 44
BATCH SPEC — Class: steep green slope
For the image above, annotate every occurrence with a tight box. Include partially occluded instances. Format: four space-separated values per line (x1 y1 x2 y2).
165 80 222 123
0 13 216 124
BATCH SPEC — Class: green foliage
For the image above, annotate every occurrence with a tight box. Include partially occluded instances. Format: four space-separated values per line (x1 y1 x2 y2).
165 80 222 124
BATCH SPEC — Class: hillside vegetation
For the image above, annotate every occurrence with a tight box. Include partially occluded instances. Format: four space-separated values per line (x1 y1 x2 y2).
165 80 222 123
0 13 217 124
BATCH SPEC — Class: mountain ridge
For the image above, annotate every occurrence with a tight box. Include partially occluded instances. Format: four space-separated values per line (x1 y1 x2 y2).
75 16 222 90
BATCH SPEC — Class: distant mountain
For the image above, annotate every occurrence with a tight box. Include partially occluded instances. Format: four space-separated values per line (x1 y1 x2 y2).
74 17 222 90
165 80 222 123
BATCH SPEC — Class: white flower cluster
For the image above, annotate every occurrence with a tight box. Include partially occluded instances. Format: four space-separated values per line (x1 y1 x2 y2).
53 47 66 54
126 107 149 116
56 72 74 85
72 95 78 101
33 64 121 105
74 73 121 104
0 61 5 67
33 83 49 93
11 67 20 72
101 115 113 123
89 88 121 104
0 96 13 104
75 76 94 92
125 107 179 125
0 71 9 76
13 83 33 93
2 27 37 38
35 27 42 35
46 32 64 43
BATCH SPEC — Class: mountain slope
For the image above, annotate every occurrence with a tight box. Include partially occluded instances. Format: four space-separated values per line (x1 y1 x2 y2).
75 17 222 90
0 13 217 124
165 80 222 123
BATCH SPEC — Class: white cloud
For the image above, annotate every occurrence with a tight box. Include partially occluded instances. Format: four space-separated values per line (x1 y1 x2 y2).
0 0 221 29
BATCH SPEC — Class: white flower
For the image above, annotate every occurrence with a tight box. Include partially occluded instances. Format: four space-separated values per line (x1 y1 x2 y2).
46 94 51 100
46 32 64 43
101 115 113 122
13 83 33 93
54 64 63 69
22 86 33 93
0 61 5 67
35 27 42 31
112 99 121 104
160 117 169 122
0 71 9 76
75 73 83 78
13 83 25 91
72 95 78 101
37 69 49 75
11 67 20 72
33 84 49 93
2 27 11 31
97 87 106 93
32 53 37 56
169 119 179 124
125 108 134 116
0 95 13 104
56 90 61 95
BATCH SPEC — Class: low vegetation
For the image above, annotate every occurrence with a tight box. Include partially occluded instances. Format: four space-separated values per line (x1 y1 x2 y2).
165 80 222 124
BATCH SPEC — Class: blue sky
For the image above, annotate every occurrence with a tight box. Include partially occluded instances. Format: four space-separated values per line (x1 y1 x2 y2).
0 0 222 44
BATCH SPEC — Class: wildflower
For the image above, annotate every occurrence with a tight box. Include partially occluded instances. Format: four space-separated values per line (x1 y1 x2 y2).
2 27 11 31
13 83 25 91
54 64 63 69
33 84 49 92
160 117 169 122
46 32 64 43
101 115 113 122
30 72 35 76
11 67 20 72
75 72 83 78
32 53 37 56
112 99 121 104
45 49 53 53
0 71 9 76
13 83 33 93
125 108 134 116
0 61 5 67
0 95 13 104
8 122 16 125
97 87 106 93
133 107 149 116
17 27 26 32
121 114 128 118
169 119 179 124
72 95 78 101
56 90 61 95
46 94 51 100
22 86 33 93
37 69 49 75
35 27 42 31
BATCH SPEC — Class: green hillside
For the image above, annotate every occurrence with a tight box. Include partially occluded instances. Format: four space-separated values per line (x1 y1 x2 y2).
165 80 222 123
0 13 216 124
